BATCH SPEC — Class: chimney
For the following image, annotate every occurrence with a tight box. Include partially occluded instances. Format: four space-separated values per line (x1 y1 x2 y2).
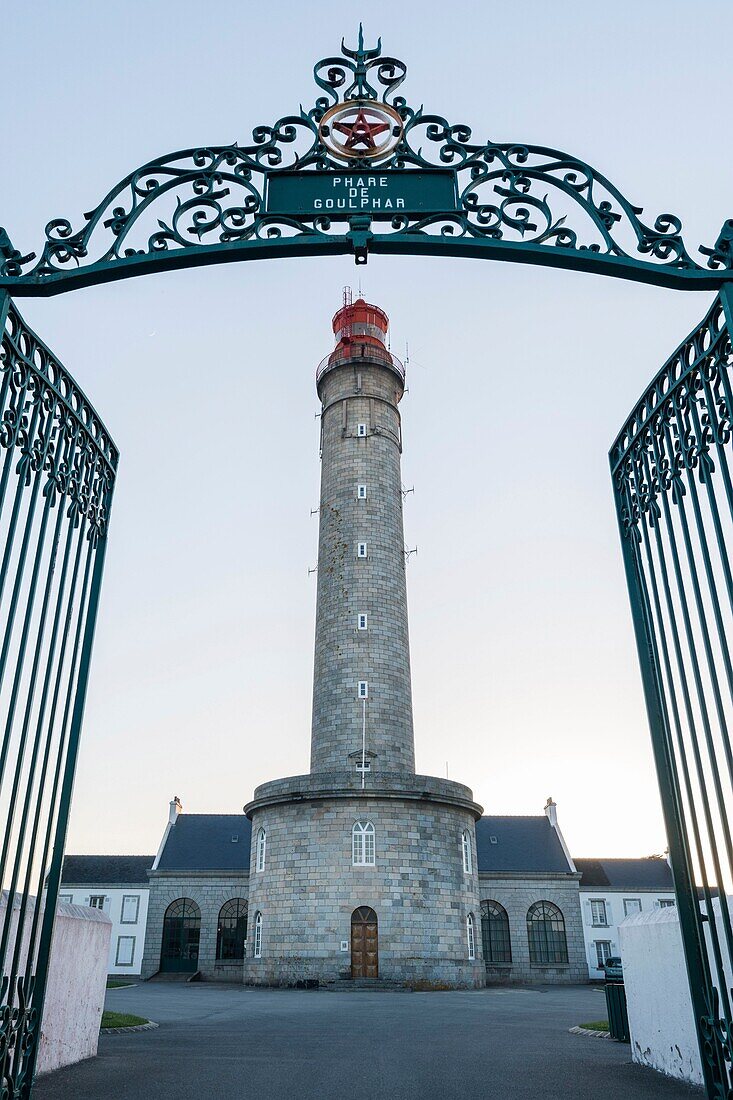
169 795 183 825
544 796 558 828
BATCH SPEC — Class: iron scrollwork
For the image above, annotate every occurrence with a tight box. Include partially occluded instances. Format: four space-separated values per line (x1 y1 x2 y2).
1 27 732 293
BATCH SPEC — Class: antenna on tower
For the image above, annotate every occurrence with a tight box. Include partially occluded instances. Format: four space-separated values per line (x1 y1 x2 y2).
342 285 353 347
308 565 318 576
401 485 414 499
404 546 418 560
405 341 410 366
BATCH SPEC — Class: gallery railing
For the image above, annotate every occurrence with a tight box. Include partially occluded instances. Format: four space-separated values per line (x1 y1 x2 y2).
0 292 116 1096
611 286 733 1096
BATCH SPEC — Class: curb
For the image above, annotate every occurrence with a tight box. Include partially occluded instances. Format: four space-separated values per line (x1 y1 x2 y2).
569 1025 612 1040
101 1020 159 1035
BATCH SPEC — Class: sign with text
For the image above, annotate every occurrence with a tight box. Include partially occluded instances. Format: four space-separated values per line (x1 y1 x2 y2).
266 170 458 219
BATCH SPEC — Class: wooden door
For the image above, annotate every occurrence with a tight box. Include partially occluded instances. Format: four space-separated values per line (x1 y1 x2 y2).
351 907 378 978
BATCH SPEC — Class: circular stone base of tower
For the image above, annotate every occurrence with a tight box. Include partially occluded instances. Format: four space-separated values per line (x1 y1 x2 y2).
243 773 486 989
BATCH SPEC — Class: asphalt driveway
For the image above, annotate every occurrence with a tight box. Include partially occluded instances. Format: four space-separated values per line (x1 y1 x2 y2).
34 982 701 1100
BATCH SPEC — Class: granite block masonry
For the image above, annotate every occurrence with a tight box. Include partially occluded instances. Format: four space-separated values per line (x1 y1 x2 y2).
138 298 586 986
244 298 486 987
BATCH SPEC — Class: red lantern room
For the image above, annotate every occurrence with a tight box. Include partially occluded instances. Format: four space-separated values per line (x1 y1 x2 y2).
316 293 404 389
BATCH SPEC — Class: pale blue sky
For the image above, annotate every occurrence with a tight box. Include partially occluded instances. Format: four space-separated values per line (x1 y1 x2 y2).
4 0 732 858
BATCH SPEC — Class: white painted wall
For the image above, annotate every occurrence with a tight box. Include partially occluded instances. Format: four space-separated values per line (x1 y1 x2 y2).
0 894 111 1077
579 888 676 978
37 903 111 1075
58 886 149 975
619 908 702 1086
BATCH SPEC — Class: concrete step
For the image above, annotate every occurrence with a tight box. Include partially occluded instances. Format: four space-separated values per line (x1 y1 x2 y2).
324 978 411 993
148 970 201 983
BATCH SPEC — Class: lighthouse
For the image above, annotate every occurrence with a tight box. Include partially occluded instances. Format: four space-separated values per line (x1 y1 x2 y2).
245 296 484 988
311 297 414 777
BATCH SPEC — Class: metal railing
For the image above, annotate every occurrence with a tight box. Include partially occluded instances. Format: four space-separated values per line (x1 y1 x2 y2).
316 348 405 387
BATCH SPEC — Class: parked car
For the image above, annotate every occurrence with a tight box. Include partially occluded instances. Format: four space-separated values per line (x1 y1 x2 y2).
603 956 623 981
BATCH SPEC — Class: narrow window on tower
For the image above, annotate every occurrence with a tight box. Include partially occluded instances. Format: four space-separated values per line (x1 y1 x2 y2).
256 827 266 872
357 484 367 499
358 681 368 699
358 614 368 631
462 830 472 874
357 542 368 558
357 423 367 437
254 912 262 958
467 913 476 960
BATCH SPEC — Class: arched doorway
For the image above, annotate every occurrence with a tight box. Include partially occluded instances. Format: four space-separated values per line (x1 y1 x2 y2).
160 898 201 973
351 906 378 979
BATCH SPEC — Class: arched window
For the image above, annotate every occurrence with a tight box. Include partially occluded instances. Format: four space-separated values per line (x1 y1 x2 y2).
352 821 376 866
480 900 512 965
461 830 472 873
216 899 248 961
160 898 201 973
527 901 568 966
466 913 476 960
256 827 266 872
253 911 263 958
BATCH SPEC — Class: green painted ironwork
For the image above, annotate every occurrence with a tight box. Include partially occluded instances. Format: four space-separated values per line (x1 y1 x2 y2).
0 24 731 1100
1 27 732 295
611 289 733 1095
0 291 116 1096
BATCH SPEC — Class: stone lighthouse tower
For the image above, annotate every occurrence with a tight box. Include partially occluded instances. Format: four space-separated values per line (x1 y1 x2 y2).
310 298 414 777
245 297 484 988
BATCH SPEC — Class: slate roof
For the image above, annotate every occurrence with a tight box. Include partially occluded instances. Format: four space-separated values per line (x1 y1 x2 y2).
61 855 154 886
575 857 674 890
156 814 251 872
475 816 572 874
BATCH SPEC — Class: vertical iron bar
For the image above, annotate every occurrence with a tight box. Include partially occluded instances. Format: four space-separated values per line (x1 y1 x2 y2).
634 444 726 1006
23 506 110 1096
611 466 719 1097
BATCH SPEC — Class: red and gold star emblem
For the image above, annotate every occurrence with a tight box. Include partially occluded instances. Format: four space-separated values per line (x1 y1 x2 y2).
332 107 389 153
319 101 403 161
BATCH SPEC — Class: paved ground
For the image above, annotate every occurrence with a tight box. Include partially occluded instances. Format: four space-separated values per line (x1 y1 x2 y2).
35 983 702 1100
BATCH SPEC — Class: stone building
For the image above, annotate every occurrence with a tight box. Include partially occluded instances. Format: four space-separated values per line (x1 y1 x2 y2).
575 857 675 978
59 855 153 976
138 794 589 984
134 298 595 987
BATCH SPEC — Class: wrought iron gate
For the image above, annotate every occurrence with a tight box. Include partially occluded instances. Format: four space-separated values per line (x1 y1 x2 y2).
612 285 733 1096
0 291 116 1096
0 26 732 1100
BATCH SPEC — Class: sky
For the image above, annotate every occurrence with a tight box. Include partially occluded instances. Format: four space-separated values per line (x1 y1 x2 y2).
3 0 732 860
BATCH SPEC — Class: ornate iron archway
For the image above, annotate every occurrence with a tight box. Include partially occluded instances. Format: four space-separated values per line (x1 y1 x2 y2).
1 25 732 1098
1 28 732 296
